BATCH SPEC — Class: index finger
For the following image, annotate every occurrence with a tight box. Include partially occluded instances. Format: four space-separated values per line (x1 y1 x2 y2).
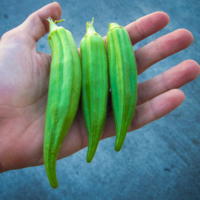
103 11 169 45
126 11 170 45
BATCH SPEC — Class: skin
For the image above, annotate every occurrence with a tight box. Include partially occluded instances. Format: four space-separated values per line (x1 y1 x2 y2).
0 2 199 173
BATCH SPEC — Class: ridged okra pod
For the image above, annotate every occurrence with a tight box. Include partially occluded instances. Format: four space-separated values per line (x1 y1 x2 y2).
107 23 137 151
80 18 108 163
43 18 81 188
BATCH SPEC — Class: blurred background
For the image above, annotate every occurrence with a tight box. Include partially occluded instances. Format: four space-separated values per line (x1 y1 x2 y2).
0 0 200 199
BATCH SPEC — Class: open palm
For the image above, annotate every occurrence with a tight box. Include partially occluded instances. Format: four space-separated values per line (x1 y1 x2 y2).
0 2 199 173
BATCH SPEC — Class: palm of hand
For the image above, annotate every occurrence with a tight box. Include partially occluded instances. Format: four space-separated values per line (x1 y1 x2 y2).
0 2 199 173
0 30 51 171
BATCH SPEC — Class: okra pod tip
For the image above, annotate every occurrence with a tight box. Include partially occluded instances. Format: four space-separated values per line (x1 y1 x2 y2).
85 17 99 37
108 23 123 31
47 17 65 33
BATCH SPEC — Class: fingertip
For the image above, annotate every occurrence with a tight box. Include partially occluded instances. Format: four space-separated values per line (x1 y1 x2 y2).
176 28 194 45
194 60 200 75
50 2 62 21
151 89 186 120
177 89 185 102
154 11 170 24
185 59 200 78
52 1 61 9
147 11 170 27
170 89 185 106
185 29 194 43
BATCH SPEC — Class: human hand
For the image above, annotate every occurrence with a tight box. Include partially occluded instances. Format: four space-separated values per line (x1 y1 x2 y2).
0 2 199 173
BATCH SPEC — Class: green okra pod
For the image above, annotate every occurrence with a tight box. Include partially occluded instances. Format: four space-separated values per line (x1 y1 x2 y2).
107 23 137 151
80 18 109 163
43 17 81 188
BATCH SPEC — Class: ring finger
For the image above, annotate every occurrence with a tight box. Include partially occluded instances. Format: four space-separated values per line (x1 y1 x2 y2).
137 59 200 106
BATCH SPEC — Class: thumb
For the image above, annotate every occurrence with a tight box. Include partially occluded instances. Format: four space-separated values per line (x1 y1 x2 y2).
19 2 62 42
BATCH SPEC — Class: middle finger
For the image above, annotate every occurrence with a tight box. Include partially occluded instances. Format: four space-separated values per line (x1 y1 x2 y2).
135 28 193 75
